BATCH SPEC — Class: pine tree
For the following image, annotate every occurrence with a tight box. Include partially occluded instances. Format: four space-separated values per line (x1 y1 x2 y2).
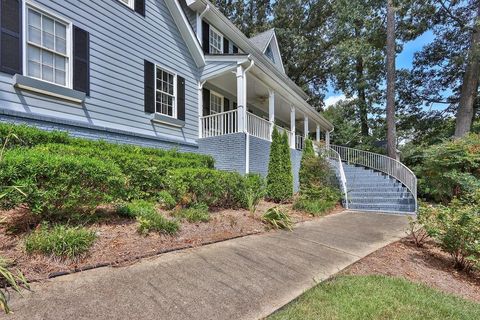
266 128 293 202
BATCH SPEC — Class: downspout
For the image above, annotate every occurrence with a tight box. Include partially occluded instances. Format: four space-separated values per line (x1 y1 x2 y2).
198 80 206 138
243 58 254 174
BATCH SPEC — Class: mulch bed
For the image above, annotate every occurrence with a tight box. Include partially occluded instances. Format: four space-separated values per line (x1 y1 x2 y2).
0 201 344 282
343 237 480 303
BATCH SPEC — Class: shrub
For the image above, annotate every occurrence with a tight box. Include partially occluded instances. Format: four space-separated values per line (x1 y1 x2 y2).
262 207 293 230
165 168 245 208
34 143 209 200
157 191 177 210
0 148 125 220
25 224 96 259
0 256 29 314
293 196 337 216
243 174 266 215
0 123 70 149
414 133 480 203
172 203 210 223
117 200 179 235
266 127 293 203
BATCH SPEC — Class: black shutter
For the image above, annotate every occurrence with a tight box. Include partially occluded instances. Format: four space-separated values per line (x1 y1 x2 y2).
134 0 145 16
233 102 238 110
223 38 229 54
0 0 22 75
202 88 210 116
232 45 238 54
202 20 210 54
144 60 155 113
73 26 90 95
224 97 230 111
177 76 185 121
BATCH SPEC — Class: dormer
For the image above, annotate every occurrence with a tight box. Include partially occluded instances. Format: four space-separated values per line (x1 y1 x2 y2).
249 29 285 73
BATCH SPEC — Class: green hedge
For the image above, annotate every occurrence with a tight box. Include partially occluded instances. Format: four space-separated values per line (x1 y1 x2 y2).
165 168 246 208
0 148 125 220
266 127 293 202
0 123 71 148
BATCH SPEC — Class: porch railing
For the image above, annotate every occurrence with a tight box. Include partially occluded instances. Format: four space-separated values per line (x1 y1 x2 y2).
200 110 239 138
295 135 304 150
330 145 417 210
318 146 348 209
247 112 271 141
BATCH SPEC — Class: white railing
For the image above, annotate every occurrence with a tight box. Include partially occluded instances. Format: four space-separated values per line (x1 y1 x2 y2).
200 110 239 138
331 145 417 211
275 125 292 146
318 146 349 209
247 112 271 141
295 135 304 150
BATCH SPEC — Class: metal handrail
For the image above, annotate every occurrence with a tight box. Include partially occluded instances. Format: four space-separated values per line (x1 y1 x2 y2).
330 144 417 211
318 146 349 209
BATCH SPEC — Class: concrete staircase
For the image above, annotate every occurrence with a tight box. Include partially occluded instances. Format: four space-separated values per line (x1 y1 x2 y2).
342 163 416 214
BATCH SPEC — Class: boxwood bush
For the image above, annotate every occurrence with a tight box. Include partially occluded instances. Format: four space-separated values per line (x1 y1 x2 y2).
0 123 71 148
165 168 246 208
0 148 125 220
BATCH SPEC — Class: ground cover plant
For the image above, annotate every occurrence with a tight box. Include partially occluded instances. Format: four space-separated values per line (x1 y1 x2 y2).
262 207 293 230
172 203 210 223
0 256 29 314
268 275 480 320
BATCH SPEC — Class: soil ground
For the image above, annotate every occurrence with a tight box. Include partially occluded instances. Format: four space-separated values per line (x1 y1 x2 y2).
343 237 480 302
0 201 343 282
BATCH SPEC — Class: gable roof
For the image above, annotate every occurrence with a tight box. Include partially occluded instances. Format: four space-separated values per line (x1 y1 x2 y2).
249 28 285 73
249 29 275 52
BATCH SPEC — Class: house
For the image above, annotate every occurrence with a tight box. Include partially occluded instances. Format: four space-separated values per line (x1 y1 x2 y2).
0 0 333 191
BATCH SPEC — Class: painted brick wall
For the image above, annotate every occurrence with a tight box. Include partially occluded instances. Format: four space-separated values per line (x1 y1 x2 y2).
197 133 246 173
291 149 302 192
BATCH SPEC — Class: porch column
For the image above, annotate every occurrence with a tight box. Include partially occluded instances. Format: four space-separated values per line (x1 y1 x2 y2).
236 65 247 133
268 89 275 140
290 106 296 149
316 125 320 142
326 130 331 148
304 116 309 139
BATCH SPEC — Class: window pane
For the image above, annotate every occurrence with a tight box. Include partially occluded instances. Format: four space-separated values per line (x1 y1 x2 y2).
55 55 66 71
55 21 66 39
28 61 41 78
55 69 66 86
56 37 66 54
42 50 54 67
27 45 41 63
28 9 41 28
42 65 54 82
28 26 41 45
43 31 55 50
42 16 55 50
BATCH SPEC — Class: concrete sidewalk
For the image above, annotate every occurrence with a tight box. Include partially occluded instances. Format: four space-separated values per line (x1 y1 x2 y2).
7 211 409 320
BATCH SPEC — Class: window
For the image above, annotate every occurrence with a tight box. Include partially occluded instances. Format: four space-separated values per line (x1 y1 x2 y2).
26 6 71 87
265 45 275 63
210 91 223 114
155 66 176 117
118 0 135 9
209 27 223 54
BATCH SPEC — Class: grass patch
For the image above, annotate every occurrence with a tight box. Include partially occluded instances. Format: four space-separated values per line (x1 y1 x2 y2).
262 207 292 230
117 200 179 235
293 197 336 216
25 224 96 259
172 203 210 223
269 275 480 320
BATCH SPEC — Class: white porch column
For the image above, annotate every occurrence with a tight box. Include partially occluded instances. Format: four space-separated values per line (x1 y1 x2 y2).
268 89 275 140
290 106 296 149
304 116 309 139
326 130 331 148
236 65 247 133
316 125 320 142
198 81 205 138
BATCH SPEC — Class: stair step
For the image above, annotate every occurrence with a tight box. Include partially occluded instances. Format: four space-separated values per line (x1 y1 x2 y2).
348 203 416 213
346 182 401 188
348 192 413 199
348 198 415 204
347 187 407 192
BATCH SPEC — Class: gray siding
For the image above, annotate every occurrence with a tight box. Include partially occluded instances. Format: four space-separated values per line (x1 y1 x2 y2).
180 0 197 32
198 133 246 173
0 0 200 146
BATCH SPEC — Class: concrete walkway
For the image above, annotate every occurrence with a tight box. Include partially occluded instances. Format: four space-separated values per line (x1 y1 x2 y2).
7 211 409 320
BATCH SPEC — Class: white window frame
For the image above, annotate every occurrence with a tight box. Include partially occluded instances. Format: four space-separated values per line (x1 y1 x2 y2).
118 0 135 10
209 26 223 55
154 65 177 118
23 2 73 88
209 90 224 114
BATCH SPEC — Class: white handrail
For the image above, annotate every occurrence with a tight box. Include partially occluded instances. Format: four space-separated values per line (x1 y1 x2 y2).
247 112 271 141
295 135 304 150
318 146 349 209
330 144 417 211
200 110 239 138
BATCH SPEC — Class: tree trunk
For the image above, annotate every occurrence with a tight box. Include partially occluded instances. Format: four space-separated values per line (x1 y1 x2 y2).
386 0 397 159
356 57 369 136
455 3 480 138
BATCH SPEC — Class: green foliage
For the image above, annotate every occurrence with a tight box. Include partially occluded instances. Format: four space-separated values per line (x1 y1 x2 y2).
0 148 125 221
25 224 96 259
157 191 177 210
262 207 293 230
421 201 480 272
172 203 210 223
293 187 340 216
243 174 266 215
116 200 154 219
266 127 293 203
413 134 480 203
0 256 29 314
165 168 245 208
0 123 71 149
268 275 480 320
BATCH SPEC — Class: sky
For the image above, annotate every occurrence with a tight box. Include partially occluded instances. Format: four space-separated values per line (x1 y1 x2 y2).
324 30 436 108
